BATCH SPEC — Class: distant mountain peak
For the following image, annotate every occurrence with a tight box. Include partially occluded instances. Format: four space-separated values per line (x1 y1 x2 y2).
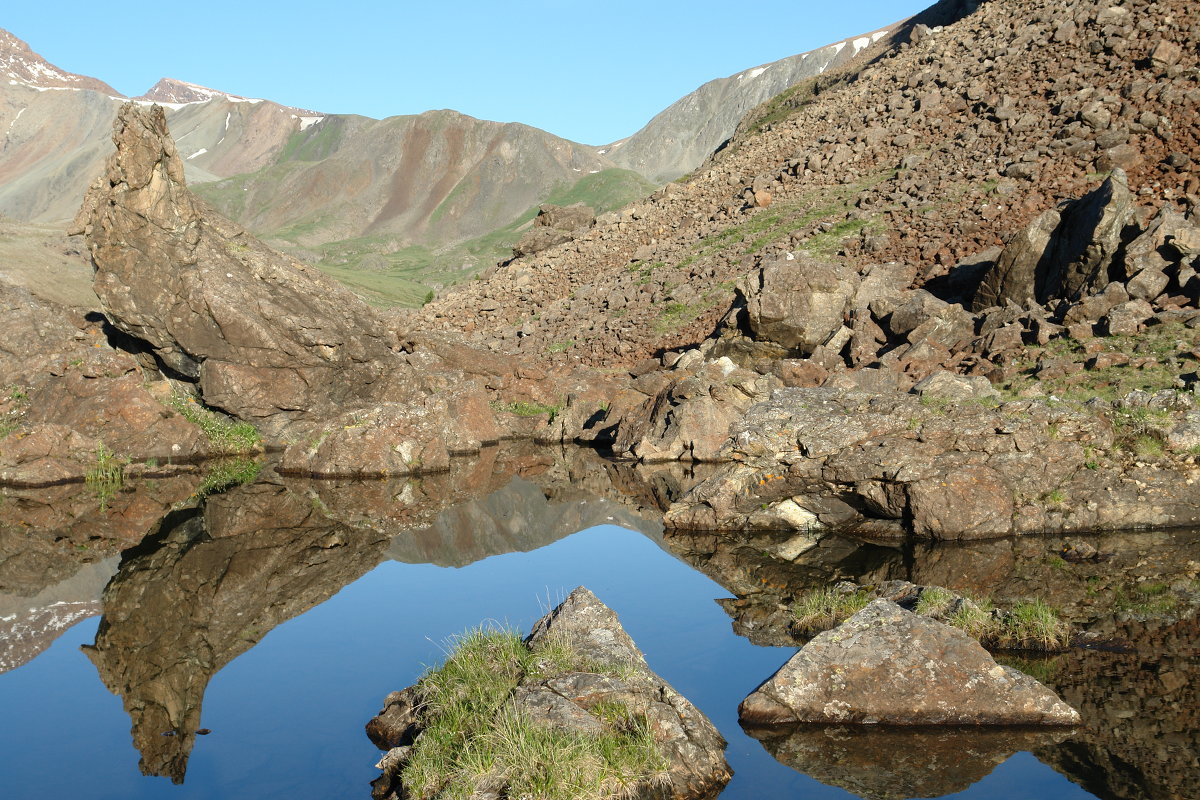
0 27 118 95
137 76 321 116
139 77 260 106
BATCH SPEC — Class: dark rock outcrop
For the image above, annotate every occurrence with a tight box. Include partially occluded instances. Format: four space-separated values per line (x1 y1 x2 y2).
975 170 1135 310
739 599 1080 725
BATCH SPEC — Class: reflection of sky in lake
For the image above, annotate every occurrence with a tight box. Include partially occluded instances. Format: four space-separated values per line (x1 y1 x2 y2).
0 525 1101 799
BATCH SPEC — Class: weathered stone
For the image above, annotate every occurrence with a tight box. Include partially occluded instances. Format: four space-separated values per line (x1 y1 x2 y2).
512 226 573 257
613 362 771 463
974 172 1134 309
533 203 595 232
907 464 1015 539
1166 411 1200 452
368 587 731 800
1102 299 1154 336
741 254 860 354
740 600 1080 725
912 370 1000 402
73 104 404 433
1125 267 1169 301
973 208 1060 310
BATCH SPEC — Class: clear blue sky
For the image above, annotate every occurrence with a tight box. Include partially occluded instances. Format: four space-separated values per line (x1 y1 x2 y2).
6 0 931 145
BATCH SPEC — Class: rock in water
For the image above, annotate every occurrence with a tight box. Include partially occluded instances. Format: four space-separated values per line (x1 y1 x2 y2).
739 599 1079 726
367 587 731 800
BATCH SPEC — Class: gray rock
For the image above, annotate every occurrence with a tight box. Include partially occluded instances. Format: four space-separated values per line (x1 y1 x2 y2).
741 254 860 355
1167 411 1200 452
912 370 1000 402
740 600 1080 725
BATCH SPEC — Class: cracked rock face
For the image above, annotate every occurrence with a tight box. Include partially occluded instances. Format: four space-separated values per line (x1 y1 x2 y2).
739 599 1080 726
73 103 404 432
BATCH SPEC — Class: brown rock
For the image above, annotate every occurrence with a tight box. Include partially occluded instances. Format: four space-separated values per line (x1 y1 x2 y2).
739 600 1080 725
907 464 1014 540
73 103 403 434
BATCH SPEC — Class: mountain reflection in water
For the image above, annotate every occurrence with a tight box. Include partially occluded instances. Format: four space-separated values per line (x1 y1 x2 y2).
0 443 1195 799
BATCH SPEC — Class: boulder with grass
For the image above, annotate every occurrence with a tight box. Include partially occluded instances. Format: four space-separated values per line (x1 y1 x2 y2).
366 587 730 800
740 599 1080 726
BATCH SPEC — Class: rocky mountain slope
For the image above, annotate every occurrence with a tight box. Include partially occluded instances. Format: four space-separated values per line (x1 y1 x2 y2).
0 28 116 94
0 15 913 306
422 0 1198 365
6 0 1200 542
607 27 896 185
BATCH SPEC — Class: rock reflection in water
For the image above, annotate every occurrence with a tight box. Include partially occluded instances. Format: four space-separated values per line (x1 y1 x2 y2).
661 526 1199 800
0 475 202 673
743 723 1070 799
1035 614 1199 800
70 444 703 785
83 481 392 783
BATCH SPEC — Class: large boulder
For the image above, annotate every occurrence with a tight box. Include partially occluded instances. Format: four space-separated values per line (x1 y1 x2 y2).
512 202 596 256
741 253 860 354
367 587 730 800
72 104 407 433
974 171 1134 309
739 599 1080 726
611 359 774 462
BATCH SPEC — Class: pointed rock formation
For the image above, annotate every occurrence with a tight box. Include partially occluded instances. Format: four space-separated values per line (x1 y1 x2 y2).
69 102 626 473
974 171 1135 310
367 586 731 800
72 103 405 433
84 482 391 782
740 599 1080 725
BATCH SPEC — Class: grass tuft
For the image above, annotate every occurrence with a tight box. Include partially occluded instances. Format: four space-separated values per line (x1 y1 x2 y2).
400 627 666 800
196 457 263 497
914 586 957 618
492 400 563 423
995 599 1073 650
791 586 871 634
85 442 127 511
167 393 262 454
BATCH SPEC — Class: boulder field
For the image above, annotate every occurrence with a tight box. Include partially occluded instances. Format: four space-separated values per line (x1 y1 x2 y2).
5 0 1200 542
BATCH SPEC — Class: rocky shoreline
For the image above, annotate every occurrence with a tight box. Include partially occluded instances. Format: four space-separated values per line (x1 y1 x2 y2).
5 95 1200 544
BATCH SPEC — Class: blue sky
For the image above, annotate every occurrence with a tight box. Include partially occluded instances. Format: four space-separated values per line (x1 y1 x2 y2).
6 0 931 144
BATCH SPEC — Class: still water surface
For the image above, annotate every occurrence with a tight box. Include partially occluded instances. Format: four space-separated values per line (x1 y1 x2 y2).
0 464 1190 799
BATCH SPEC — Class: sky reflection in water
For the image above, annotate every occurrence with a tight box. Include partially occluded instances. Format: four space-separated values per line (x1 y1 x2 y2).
1 524 1103 799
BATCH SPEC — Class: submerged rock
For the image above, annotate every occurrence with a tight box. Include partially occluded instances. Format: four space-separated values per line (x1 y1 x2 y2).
367 586 730 800
739 599 1079 725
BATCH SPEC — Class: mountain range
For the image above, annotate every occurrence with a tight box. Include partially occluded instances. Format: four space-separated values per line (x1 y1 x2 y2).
0 18 906 305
